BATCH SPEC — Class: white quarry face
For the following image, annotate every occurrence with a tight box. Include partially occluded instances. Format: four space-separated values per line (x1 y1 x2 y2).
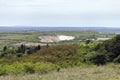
58 35 75 41
39 35 75 43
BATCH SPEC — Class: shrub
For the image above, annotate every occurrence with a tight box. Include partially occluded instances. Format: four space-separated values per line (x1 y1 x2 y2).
34 62 57 74
16 53 23 57
84 51 106 65
0 62 58 75
24 62 35 74
113 55 120 63
84 51 97 62
0 64 7 75
90 54 106 66
6 62 24 75
94 35 120 63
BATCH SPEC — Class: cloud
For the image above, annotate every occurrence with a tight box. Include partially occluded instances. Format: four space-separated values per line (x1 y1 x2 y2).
0 0 120 27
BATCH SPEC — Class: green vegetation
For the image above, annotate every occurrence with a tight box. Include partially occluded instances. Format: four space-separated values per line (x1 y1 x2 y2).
0 31 120 80
0 31 115 48
0 62 57 75
93 35 120 64
0 64 120 80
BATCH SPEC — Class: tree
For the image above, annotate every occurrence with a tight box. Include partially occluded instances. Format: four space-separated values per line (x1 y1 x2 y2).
20 44 26 53
16 53 22 57
37 45 41 50
46 43 49 48
3 46 7 51
90 54 106 66
86 40 91 44
94 35 120 62
113 55 120 63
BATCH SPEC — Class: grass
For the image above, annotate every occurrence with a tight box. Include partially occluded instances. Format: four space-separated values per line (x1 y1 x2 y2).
0 63 120 80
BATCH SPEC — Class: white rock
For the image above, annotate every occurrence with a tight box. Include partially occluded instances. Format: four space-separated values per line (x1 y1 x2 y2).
58 35 75 41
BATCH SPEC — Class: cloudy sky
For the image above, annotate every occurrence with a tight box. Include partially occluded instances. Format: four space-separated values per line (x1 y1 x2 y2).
0 0 120 27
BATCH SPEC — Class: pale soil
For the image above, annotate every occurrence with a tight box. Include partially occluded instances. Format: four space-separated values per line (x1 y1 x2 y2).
39 35 75 43
39 35 60 43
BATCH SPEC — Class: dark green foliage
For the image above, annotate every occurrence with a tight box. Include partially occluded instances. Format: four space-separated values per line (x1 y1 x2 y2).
94 44 101 51
37 45 41 50
3 46 7 51
57 67 60 72
82 51 106 65
16 53 22 57
86 40 91 44
20 44 26 53
94 35 120 63
34 45 41 52
113 55 120 63
0 53 4 57
17 44 26 53
90 54 106 65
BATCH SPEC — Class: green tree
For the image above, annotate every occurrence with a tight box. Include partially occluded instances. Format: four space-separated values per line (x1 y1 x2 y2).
3 46 7 51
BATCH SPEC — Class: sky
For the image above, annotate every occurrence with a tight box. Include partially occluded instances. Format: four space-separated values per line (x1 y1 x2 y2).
0 0 120 27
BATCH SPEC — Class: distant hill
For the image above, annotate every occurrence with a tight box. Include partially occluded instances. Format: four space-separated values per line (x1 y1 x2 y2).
0 27 120 33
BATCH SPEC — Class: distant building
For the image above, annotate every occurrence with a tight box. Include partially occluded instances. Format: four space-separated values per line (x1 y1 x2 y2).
97 38 111 41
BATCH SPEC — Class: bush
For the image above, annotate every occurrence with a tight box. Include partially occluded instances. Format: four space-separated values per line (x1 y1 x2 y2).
6 62 24 75
0 62 58 75
0 64 7 75
94 35 120 63
34 62 57 74
24 62 35 74
84 51 97 62
16 53 23 57
113 55 120 63
90 54 106 66
84 51 106 65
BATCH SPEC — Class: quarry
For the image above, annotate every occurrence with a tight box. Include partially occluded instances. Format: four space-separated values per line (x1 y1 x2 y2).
39 35 75 43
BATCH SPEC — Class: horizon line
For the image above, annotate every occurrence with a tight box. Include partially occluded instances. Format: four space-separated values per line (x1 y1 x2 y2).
0 26 119 28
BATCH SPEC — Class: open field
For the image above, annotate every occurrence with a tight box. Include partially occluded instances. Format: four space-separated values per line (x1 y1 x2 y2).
0 31 115 49
0 64 120 80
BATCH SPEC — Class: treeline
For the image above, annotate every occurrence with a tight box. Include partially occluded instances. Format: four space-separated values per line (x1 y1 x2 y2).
94 35 120 63
0 44 48 63
80 35 120 65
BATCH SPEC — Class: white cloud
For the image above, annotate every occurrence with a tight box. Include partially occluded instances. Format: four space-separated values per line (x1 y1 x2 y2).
0 0 120 27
